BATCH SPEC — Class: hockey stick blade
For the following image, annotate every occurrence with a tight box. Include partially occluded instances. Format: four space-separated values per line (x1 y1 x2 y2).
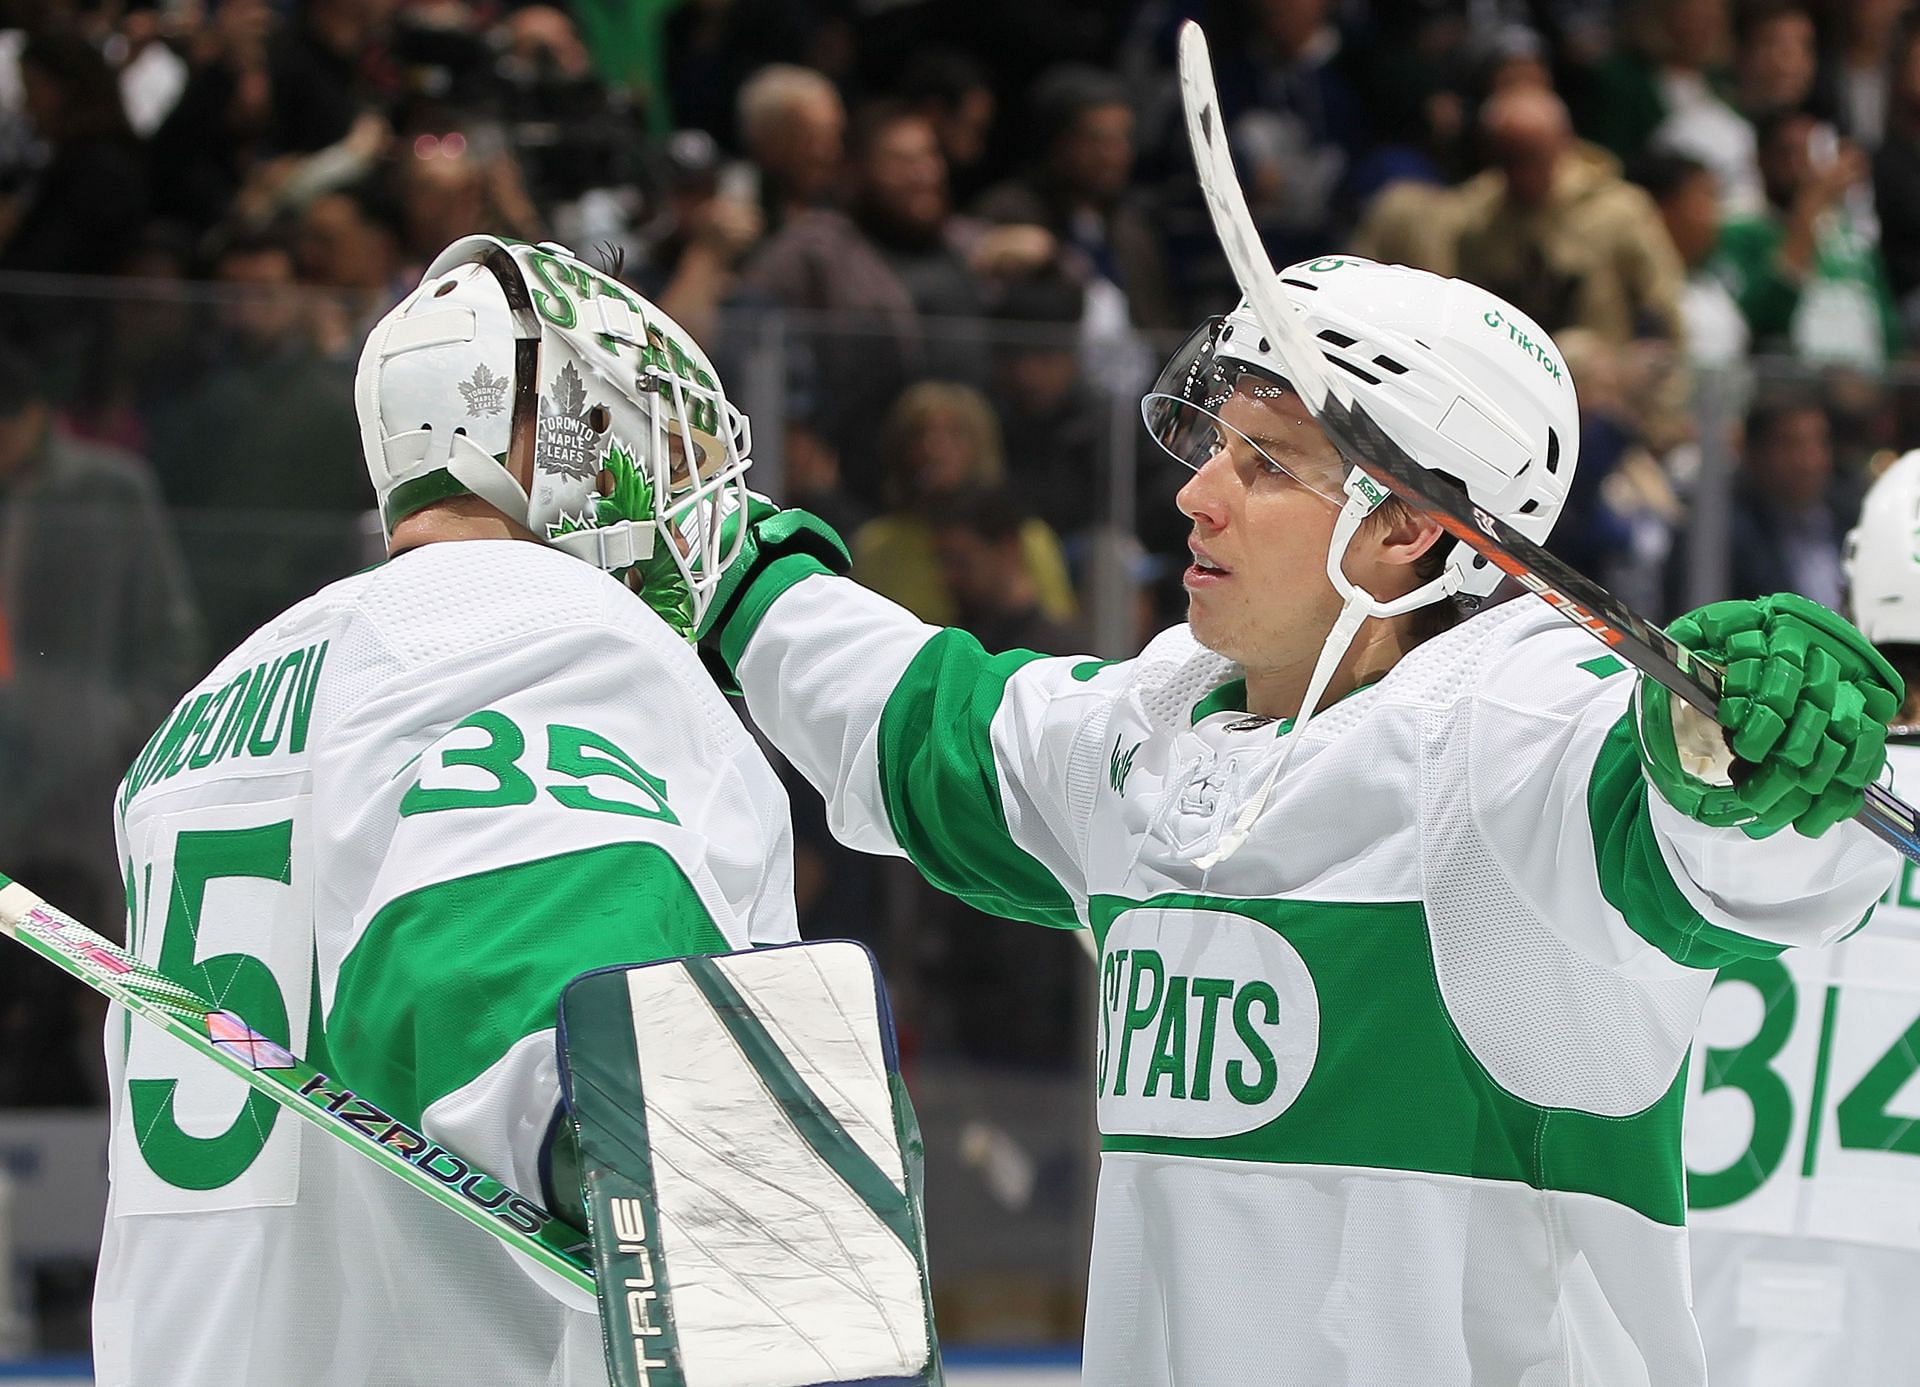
0 869 596 1294
1175 19 1920 862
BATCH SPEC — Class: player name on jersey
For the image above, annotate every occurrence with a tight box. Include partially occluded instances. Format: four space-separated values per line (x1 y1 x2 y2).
119 640 330 812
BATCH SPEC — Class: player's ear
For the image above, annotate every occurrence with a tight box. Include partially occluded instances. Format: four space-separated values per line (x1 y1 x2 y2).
1369 498 1444 570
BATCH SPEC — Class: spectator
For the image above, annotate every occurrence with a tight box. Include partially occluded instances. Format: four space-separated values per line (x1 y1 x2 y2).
933 484 1086 655
735 63 845 233
987 270 1111 548
1714 106 1898 367
630 128 764 353
1731 1 1820 125
1635 150 1750 365
1348 179 1462 276
114 3 189 139
661 3 821 148
1451 86 1687 346
1206 0 1365 268
0 27 147 276
974 64 1177 329
851 381 1076 628
1546 329 1684 619
149 0 390 230
1874 20 1920 337
261 0 389 157
295 180 406 338
742 103 1053 498
0 345 202 928
74 227 206 457
150 228 367 649
1578 0 1763 217
782 422 871 546
1718 393 1859 605
1823 0 1907 148
899 48 996 208
147 0 276 227
390 123 543 272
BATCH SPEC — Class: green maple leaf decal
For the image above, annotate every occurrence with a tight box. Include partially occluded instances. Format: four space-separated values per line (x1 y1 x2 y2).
598 444 693 638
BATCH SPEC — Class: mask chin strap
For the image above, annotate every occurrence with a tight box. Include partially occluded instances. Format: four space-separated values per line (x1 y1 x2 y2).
1192 473 1459 869
547 519 656 571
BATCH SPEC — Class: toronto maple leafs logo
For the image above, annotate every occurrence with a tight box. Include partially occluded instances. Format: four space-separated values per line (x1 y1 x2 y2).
458 363 509 417
535 361 603 495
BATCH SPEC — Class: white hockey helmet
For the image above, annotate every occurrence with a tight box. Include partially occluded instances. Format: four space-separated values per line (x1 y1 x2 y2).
1142 257 1581 866
356 235 751 635
1845 449 1920 643
1144 255 1579 602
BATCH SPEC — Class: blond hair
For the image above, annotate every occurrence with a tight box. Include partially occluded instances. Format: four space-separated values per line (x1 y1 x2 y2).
879 382 1006 508
736 65 842 154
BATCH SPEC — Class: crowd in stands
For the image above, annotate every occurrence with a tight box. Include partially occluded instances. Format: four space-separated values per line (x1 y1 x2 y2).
5 0 1920 1098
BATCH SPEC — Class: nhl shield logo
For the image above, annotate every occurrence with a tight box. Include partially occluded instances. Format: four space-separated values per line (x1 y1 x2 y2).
458 363 510 417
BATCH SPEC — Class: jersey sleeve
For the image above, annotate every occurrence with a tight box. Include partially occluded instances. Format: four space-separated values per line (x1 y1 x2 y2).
731 571 1121 929
311 614 789 1238
1465 627 1899 972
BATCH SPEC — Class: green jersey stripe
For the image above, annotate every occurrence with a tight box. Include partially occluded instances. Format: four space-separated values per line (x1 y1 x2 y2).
1091 894 1689 1225
1588 717 1788 969
875 629 1080 928
331 841 729 1129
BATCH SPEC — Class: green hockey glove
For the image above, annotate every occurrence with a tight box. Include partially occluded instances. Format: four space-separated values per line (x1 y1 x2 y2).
696 494 851 691
1635 593 1903 838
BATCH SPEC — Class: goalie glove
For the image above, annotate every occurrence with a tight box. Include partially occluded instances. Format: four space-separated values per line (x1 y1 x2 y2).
1635 593 1903 838
695 492 851 693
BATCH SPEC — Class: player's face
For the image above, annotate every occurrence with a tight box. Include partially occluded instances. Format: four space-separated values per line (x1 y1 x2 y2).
1175 383 1349 668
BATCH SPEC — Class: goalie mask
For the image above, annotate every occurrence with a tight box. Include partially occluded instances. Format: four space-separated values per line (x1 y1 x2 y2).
356 236 751 637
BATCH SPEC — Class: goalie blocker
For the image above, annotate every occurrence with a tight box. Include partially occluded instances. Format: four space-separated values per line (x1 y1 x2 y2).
559 940 941 1387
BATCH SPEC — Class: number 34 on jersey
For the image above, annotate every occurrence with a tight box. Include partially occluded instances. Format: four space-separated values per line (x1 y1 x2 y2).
1685 857 1920 1248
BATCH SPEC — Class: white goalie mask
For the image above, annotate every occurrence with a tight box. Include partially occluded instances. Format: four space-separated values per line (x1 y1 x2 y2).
1846 449 1920 644
356 235 752 636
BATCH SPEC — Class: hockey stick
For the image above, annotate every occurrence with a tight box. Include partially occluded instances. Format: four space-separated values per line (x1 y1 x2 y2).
1174 19 1920 863
0 869 596 1296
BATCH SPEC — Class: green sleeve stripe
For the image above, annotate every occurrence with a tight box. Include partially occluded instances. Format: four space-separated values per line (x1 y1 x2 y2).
331 842 729 1128
1588 715 1786 969
717 553 835 676
877 628 1081 929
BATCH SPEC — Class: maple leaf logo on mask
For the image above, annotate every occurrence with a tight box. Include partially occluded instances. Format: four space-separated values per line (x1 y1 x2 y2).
536 361 601 482
458 363 509 416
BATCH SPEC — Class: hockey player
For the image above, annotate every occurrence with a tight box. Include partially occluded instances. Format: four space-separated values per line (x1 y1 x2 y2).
96 237 795 1387
1685 448 1920 1386
697 257 1902 1386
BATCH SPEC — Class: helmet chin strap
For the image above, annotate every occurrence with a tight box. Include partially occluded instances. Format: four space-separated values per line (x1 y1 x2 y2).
1193 472 1459 869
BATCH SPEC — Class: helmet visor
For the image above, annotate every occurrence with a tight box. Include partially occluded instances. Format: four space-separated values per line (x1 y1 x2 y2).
1141 316 1348 509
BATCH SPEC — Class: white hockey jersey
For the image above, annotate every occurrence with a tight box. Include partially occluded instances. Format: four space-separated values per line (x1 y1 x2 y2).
97 540 796 1387
1685 734 1920 1386
725 573 1897 1387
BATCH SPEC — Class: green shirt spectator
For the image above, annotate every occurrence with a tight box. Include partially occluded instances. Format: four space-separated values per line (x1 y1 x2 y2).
1711 109 1900 365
